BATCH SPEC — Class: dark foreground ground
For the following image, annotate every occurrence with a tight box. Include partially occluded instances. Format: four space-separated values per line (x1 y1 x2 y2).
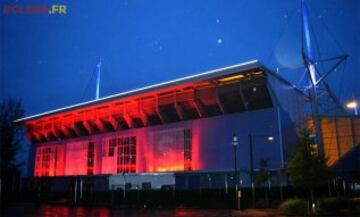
1 203 358 217
0 203 284 217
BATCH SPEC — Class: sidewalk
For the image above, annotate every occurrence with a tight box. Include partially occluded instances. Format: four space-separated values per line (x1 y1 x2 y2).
172 208 284 217
231 209 284 217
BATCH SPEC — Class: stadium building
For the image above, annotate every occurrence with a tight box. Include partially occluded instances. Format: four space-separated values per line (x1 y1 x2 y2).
16 60 359 192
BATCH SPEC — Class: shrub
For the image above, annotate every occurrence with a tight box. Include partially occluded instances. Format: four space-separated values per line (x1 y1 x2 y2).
279 198 308 216
318 197 359 216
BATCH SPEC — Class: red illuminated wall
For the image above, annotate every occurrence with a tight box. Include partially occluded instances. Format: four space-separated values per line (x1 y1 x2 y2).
35 141 98 177
149 129 190 172
65 142 90 175
33 127 194 176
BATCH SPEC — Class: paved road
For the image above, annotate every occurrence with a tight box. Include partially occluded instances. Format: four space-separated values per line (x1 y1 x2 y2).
0 204 281 217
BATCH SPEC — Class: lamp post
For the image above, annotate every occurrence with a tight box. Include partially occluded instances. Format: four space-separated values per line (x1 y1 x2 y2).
232 135 240 210
249 135 255 208
249 134 274 208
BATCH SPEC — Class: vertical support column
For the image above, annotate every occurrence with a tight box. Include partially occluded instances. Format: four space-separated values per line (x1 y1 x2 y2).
80 179 83 200
156 96 165 123
175 92 185 121
95 119 106 133
277 108 284 168
215 85 225 114
138 100 148 126
109 116 120 131
123 112 134 129
239 81 248 110
193 89 205 118
249 134 255 208
74 178 77 204
83 121 94 134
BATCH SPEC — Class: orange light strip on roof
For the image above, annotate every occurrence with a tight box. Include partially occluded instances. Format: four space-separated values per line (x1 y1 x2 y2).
217 74 244 83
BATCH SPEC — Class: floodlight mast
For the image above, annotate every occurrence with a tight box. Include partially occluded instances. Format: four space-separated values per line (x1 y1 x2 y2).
301 0 324 155
96 58 102 100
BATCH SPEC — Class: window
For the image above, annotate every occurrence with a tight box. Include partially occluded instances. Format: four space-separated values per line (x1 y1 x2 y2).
117 136 136 173
34 146 60 177
108 139 115 156
103 138 116 157
103 136 137 174
87 142 95 175
242 84 272 110
41 147 51 176
184 129 192 171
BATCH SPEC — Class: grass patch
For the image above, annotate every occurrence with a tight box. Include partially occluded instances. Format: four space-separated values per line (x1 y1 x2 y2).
279 198 308 216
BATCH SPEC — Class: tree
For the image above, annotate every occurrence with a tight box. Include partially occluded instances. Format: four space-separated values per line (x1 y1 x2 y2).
256 158 271 207
286 129 330 202
0 99 25 202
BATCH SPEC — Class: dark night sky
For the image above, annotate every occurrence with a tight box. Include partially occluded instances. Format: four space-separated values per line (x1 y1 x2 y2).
1 0 360 117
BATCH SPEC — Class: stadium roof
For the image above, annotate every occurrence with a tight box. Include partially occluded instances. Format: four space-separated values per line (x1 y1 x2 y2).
16 60 307 143
16 60 269 123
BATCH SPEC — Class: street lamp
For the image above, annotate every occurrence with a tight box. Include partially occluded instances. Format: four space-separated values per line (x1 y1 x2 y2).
346 93 359 115
267 136 274 141
232 134 241 210
346 101 358 115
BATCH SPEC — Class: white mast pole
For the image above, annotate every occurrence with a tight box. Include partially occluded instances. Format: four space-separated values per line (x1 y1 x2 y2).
301 0 323 155
96 58 102 99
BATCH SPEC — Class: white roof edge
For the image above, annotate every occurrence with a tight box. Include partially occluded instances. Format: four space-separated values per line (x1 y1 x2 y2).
15 60 261 123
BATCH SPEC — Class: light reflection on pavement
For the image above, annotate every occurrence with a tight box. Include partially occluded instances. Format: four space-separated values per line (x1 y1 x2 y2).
0 204 282 217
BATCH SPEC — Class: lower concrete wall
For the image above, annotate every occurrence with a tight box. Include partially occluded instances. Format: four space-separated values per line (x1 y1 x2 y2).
109 173 175 190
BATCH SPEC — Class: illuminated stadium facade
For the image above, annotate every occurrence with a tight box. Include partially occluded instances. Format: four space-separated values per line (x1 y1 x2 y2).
17 60 309 189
